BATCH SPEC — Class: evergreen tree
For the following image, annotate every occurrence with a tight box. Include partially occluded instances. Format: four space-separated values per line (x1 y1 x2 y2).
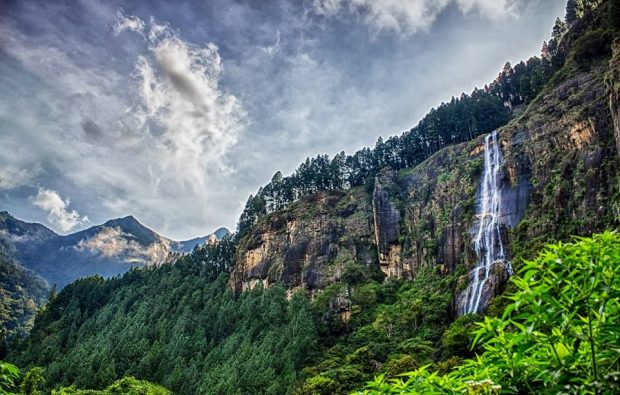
610 0 620 32
566 0 584 24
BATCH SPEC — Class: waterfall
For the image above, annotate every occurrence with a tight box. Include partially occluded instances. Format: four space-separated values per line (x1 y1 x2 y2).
462 130 511 315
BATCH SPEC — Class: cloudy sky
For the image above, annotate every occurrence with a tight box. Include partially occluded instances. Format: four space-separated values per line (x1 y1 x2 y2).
0 0 565 240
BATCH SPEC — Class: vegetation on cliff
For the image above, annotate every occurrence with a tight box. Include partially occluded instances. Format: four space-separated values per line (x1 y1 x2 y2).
5 237 470 394
6 232 620 394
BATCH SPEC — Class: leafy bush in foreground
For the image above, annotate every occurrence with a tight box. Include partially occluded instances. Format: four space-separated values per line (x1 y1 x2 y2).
360 232 620 394
52 376 170 394
0 362 169 395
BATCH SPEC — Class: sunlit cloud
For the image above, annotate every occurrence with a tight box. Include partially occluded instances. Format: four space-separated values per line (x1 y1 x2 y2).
116 11 246 188
30 188 89 233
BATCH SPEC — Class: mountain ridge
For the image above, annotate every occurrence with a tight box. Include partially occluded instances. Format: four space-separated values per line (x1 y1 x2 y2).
0 211 231 289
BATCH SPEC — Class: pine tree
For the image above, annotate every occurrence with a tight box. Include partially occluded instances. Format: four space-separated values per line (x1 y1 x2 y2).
610 0 620 32
566 0 584 24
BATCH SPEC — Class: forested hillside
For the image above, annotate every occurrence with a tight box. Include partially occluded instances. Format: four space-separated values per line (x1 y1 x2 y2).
2 0 620 394
0 253 48 346
9 239 320 394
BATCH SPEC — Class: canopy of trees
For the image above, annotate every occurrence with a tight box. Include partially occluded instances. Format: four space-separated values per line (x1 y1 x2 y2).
8 239 318 394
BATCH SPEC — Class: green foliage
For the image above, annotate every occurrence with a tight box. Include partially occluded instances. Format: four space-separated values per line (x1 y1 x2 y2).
359 232 620 394
383 355 418 378
300 269 454 394
295 375 341 395
20 367 45 395
1 360 21 394
0 255 49 341
439 314 481 358
342 262 368 286
51 376 170 394
572 28 613 69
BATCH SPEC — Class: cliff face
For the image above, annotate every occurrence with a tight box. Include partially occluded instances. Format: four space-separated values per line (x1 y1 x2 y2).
372 169 404 277
506 66 617 256
610 39 620 157
230 189 376 293
231 64 619 313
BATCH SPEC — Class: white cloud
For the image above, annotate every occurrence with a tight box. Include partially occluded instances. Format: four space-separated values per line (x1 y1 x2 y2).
75 226 171 264
1 0 560 239
1 9 246 238
261 29 281 57
30 188 89 232
118 12 246 189
456 0 519 19
0 166 39 190
310 0 521 34
112 11 146 35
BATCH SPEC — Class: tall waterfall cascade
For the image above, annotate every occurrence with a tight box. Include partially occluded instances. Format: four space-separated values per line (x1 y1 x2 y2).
462 130 512 315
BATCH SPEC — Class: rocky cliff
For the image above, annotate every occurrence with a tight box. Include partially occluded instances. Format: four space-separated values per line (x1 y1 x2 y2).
610 39 620 157
230 189 377 294
231 52 619 316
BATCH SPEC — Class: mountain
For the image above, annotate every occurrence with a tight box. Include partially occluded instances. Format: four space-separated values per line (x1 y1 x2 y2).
176 227 231 253
4 2 620 394
0 212 230 340
0 211 230 289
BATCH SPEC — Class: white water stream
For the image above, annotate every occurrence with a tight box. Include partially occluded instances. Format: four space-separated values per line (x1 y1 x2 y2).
463 130 511 314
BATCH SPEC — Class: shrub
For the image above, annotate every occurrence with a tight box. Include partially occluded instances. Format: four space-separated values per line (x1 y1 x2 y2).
572 29 613 69
440 314 481 358
0 361 21 394
295 375 341 395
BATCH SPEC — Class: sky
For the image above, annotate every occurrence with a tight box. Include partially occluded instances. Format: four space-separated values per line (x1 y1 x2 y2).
0 0 566 240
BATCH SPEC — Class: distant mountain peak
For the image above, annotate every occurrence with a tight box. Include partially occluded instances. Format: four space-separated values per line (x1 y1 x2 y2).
213 227 231 239
0 211 58 239
103 215 141 227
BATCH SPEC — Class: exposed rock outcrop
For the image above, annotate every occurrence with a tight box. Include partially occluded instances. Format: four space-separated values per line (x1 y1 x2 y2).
372 169 405 277
230 190 376 293
609 39 620 157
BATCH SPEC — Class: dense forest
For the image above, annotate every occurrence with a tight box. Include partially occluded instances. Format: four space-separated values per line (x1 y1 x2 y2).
2 0 620 394
0 248 49 348
3 235 455 394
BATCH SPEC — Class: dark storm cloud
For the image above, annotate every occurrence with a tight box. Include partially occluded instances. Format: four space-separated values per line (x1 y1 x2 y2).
0 0 566 239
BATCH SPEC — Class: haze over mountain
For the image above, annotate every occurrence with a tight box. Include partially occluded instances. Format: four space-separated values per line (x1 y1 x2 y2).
0 211 229 288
